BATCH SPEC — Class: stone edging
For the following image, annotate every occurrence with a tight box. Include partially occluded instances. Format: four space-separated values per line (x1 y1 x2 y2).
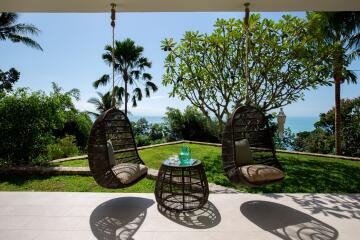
0 166 91 176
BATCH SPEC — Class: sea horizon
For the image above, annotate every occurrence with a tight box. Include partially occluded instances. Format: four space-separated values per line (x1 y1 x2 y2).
129 115 319 134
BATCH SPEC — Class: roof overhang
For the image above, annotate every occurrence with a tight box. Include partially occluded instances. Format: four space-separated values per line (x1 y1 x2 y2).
1 0 360 13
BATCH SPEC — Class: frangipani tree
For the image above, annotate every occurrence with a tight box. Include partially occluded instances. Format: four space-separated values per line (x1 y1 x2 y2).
162 15 331 127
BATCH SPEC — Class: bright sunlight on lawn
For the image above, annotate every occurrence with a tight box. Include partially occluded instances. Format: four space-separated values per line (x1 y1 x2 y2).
1 143 359 193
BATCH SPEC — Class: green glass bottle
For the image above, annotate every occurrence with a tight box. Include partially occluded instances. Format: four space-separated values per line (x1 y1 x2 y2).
179 145 191 165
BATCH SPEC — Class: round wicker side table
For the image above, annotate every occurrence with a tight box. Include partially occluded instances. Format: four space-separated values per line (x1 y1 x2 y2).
155 159 209 212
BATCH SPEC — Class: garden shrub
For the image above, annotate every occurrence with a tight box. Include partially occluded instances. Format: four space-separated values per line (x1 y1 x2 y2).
0 84 86 166
292 97 360 157
164 106 219 142
132 118 169 146
43 135 79 160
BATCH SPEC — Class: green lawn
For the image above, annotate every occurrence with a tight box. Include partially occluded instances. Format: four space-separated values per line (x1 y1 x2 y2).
0 175 154 192
2 143 360 193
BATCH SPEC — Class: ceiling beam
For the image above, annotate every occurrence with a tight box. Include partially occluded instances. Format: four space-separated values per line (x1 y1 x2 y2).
1 0 360 13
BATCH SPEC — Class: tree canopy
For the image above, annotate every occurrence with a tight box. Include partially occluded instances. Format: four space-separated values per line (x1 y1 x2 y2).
162 15 331 125
0 83 91 165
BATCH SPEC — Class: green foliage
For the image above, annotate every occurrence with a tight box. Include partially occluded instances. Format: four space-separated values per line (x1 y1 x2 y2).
135 135 152 147
0 68 20 93
307 12 359 85
162 15 331 125
0 12 42 50
149 123 166 140
54 112 92 150
164 106 220 142
0 84 88 166
131 118 169 146
43 135 80 161
293 97 360 156
132 117 150 136
293 129 335 154
93 38 158 114
274 128 296 150
0 13 42 95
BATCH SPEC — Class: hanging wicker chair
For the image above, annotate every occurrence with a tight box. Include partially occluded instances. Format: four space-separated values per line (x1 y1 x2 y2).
88 108 147 189
222 105 284 187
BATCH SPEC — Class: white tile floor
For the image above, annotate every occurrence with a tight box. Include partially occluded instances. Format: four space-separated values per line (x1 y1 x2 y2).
0 192 358 240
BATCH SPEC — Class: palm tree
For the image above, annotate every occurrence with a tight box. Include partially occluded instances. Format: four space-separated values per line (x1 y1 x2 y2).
308 12 360 155
93 38 158 115
0 12 42 50
87 87 124 118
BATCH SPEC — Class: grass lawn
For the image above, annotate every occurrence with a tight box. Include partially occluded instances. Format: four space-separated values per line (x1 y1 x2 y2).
2 143 360 193
0 175 154 192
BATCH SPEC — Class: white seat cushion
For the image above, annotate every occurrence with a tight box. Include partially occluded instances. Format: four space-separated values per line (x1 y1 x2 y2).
112 163 148 185
240 164 284 184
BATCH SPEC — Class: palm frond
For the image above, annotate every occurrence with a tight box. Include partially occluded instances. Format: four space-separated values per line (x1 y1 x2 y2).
0 13 18 28
133 87 143 101
145 81 158 92
343 69 358 84
132 95 138 107
0 13 42 51
86 111 100 119
142 72 152 81
7 34 42 50
93 74 110 89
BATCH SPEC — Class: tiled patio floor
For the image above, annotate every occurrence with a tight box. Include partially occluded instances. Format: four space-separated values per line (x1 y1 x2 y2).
0 192 358 239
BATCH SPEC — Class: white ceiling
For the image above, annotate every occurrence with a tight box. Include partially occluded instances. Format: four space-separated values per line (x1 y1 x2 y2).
1 0 360 12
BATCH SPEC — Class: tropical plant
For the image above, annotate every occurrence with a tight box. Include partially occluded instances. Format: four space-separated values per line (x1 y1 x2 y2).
0 12 42 50
164 106 219 142
292 97 360 157
93 38 158 115
162 15 330 127
307 12 360 155
0 12 42 93
0 68 20 94
0 83 85 166
87 88 123 117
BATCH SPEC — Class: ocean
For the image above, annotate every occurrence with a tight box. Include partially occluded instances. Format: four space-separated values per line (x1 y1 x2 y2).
129 115 319 134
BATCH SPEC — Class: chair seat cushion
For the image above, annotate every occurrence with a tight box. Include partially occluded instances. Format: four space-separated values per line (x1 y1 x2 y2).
112 163 148 185
239 164 284 184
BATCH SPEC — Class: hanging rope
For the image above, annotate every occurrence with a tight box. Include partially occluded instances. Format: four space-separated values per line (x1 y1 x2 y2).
111 3 116 107
244 3 250 104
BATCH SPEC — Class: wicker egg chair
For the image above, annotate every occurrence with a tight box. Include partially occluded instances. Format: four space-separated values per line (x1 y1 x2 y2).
88 108 147 189
222 105 284 187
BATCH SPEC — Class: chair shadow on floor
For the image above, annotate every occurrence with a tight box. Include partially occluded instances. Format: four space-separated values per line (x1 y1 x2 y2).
89 197 154 240
240 201 338 240
157 201 221 229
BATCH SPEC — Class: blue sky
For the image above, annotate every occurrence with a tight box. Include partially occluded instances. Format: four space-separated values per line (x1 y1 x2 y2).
0 12 359 117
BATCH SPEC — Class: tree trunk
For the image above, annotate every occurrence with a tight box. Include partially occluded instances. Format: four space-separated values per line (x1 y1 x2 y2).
335 75 341 155
124 80 128 116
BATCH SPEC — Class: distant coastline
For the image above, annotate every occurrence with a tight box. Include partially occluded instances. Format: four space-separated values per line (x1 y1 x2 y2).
129 115 319 134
